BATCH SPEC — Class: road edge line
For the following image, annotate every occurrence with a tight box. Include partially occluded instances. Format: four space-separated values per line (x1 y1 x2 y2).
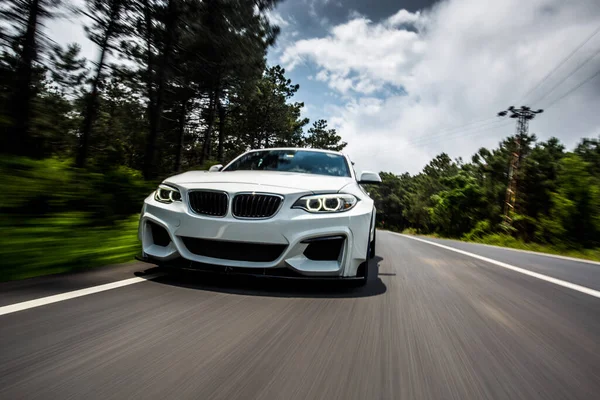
0 274 162 317
430 237 600 266
390 232 600 299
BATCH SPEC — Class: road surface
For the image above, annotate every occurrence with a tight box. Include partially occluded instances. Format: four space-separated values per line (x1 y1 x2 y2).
0 231 599 400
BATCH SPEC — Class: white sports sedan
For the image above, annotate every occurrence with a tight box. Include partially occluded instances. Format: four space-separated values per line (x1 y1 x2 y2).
137 147 381 285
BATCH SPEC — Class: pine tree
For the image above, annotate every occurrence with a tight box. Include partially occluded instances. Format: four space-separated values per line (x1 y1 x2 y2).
305 119 347 151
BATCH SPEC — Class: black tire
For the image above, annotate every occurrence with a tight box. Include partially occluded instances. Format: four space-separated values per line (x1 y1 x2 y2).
359 266 368 286
352 261 369 287
369 228 376 259
353 212 375 287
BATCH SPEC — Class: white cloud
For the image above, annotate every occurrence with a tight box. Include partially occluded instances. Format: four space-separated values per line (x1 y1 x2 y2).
315 70 329 81
386 9 422 27
280 0 600 175
265 10 290 28
281 14 426 93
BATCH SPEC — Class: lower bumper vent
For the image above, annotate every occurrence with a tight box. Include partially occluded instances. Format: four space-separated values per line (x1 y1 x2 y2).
148 221 171 247
180 237 287 262
302 236 345 261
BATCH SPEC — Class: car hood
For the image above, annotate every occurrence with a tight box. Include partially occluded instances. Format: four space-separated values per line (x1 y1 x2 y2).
164 170 354 193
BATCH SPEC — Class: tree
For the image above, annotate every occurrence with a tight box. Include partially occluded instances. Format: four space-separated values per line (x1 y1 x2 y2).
542 154 600 246
47 43 88 98
77 0 128 168
142 0 180 178
575 137 600 177
517 137 565 240
429 172 484 237
231 65 308 151
305 119 347 151
0 0 63 156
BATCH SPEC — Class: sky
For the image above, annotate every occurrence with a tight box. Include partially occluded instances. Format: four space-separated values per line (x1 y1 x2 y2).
46 0 600 176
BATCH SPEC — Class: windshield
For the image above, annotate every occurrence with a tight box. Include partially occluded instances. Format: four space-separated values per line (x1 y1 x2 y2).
223 149 351 177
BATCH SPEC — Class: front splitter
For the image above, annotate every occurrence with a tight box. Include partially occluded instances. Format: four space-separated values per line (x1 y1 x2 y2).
134 254 364 282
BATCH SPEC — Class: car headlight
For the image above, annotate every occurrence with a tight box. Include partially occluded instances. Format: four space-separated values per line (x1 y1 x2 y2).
292 194 358 213
154 184 182 204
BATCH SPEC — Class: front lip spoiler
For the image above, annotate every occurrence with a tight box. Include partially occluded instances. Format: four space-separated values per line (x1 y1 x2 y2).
134 254 363 281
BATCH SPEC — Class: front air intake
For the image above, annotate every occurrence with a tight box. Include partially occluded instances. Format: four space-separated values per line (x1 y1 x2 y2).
148 221 171 247
180 237 287 262
302 236 345 261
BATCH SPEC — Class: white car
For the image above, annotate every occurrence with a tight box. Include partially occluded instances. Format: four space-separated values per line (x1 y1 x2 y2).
137 148 381 285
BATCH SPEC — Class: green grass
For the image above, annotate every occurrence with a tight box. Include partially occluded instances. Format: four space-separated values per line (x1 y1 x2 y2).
0 212 141 282
399 230 600 263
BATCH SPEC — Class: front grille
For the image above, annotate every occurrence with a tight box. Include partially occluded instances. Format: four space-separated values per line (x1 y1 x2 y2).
180 237 287 262
188 191 228 217
232 194 283 219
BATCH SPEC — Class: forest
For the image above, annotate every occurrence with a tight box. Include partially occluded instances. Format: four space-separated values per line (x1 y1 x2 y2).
0 0 346 280
1 1 599 281
369 134 600 259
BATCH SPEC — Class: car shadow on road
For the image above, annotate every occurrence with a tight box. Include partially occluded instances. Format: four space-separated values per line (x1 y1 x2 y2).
137 256 387 299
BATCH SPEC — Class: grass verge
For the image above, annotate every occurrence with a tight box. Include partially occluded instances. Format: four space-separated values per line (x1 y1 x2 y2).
466 234 600 262
0 212 140 282
398 229 600 263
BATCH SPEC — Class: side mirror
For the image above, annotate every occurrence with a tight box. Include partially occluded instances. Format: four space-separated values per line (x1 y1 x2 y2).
209 164 223 172
358 171 382 185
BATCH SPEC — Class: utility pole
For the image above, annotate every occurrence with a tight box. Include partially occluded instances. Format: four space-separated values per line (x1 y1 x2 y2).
497 106 544 226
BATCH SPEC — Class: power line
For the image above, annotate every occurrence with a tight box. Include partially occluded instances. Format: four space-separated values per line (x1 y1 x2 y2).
531 44 600 105
404 118 501 146
516 23 600 104
544 65 600 109
407 119 510 148
414 121 513 148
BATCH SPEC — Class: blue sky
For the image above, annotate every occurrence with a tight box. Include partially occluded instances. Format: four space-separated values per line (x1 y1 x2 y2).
264 0 437 129
260 0 600 175
46 0 600 175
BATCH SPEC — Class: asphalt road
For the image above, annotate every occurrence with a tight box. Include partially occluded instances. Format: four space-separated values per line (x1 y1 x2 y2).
0 231 599 400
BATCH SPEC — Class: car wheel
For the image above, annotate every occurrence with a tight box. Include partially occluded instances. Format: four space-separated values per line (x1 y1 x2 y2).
352 223 374 287
352 261 369 287
369 228 376 259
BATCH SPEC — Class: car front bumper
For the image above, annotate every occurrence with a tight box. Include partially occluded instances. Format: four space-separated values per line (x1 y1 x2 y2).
138 194 372 278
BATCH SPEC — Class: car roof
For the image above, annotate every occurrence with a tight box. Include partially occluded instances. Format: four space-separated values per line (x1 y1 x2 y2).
245 147 346 156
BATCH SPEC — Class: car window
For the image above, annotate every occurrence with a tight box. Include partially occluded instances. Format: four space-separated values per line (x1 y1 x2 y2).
223 150 351 177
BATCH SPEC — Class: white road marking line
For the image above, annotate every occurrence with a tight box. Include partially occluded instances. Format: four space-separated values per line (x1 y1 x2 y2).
453 241 600 266
392 233 600 299
0 274 162 317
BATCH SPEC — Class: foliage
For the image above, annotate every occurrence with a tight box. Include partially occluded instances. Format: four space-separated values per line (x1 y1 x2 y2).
0 156 153 281
0 0 345 174
0 0 347 279
305 119 347 151
0 156 156 221
467 234 600 263
0 213 140 281
370 134 600 252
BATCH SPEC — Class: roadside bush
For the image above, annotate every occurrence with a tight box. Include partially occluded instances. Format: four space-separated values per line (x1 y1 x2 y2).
0 156 156 222
0 156 152 280
462 220 492 241
0 212 140 281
